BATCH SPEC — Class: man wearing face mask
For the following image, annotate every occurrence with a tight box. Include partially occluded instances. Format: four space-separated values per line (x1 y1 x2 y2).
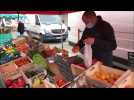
72 11 117 67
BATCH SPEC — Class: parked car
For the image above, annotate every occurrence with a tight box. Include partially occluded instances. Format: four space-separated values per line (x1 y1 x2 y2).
24 14 69 42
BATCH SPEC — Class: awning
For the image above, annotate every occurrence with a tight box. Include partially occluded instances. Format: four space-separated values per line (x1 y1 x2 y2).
0 14 27 19
0 11 79 15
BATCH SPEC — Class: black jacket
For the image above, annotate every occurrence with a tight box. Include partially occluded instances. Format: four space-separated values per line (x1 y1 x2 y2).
76 16 117 66
17 22 25 34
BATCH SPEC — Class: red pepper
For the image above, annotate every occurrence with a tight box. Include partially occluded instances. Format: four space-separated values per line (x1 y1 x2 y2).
57 80 66 87
5 79 13 87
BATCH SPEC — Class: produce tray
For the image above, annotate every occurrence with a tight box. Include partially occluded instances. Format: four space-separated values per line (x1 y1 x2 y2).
14 56 33 68
2 71 29 88
18 63 34 72
15 43 30 53
85 62 125 86
22 65 55 88
71 64 86 76
1 70 22 81
112 71 134 88
64 73 110 88
28 51 49 69
0 62 18 74
54 55 75 82
22 64 47 80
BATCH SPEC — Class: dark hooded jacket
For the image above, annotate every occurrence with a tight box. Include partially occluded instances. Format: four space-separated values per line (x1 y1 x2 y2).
76 16 117 66
17 21 25 34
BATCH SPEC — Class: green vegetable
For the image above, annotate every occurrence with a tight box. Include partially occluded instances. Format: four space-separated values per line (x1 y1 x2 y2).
32 53 48 70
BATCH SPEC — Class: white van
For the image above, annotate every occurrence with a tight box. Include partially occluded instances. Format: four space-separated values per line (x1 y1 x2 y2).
24 14 68 42
68 11 134 65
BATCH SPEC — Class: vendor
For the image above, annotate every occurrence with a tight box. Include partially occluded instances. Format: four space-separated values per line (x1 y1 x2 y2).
72 11 117 67
17 20 25 36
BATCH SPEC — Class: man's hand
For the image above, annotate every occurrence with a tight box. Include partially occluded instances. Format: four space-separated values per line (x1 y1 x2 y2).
84 37 95 45
72 46 80 53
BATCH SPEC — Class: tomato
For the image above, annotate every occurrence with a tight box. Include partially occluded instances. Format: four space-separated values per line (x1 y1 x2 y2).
5 79 12 87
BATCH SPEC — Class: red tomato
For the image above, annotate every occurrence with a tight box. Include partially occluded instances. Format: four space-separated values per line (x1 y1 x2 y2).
5 79 13 87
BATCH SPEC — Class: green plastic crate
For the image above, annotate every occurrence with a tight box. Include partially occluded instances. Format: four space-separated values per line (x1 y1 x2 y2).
0 33 13 46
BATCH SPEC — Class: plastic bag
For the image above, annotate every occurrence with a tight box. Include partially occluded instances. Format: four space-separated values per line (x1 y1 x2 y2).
84 43 92 68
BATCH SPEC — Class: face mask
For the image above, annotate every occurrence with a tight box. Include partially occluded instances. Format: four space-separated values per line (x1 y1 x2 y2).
86 23 94 28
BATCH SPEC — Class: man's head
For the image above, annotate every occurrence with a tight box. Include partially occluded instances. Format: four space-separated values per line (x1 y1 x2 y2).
82 11 97 28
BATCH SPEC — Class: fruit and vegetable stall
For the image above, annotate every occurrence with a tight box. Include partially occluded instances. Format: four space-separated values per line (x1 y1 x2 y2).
0 36 134 88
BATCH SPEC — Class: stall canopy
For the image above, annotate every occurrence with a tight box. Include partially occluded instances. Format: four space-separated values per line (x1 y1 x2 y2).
0 11 78 15
0 14 27 19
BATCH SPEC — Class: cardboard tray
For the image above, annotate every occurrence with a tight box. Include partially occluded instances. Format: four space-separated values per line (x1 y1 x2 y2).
14 56 33 68
64 72 111 88
71 64 86 76
0 62 18 74
85 62 125 86
1 70 22 81
112 71 134 88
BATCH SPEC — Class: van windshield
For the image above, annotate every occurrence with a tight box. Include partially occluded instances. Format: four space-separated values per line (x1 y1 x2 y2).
39 15 62 25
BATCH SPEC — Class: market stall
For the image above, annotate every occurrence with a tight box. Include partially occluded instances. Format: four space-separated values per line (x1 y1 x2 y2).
0 36 134 88
0 11 134 88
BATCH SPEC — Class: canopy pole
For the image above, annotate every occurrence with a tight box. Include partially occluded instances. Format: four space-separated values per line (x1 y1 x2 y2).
17 11 20 21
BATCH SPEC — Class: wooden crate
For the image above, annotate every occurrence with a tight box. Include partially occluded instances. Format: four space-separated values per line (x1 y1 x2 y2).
48 63 66 81
0 62 18 75
21 65 56 88
2 70 22 81
112 71 134 88
15 43 30 53
71 64 86 76
14 56 33 68
85 62 125 86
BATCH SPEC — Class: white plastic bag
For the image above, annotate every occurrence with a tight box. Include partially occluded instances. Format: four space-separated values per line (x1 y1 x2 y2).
84 43 92 68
